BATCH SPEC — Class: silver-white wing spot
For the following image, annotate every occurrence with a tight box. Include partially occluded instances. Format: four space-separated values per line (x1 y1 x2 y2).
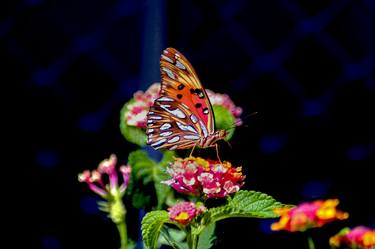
147 120 153 124
151 138 167 147
148 111 154 115
190 114 198 124
175 60 186 70
169 145 178 150
162 67 176 80
159 105 186 119
160 123 172 130
161 54 173 63
199 120 208 137
157 96 174 102
160 131 173 137
168 136 180 143
147 128 154 133
149 116 162 120
183 135 200 140
176 122 198 134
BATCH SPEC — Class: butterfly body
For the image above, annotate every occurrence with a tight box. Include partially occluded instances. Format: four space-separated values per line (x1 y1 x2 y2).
146 48 227 150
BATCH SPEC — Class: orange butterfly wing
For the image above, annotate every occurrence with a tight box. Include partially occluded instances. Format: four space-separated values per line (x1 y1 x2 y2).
146 47 215 150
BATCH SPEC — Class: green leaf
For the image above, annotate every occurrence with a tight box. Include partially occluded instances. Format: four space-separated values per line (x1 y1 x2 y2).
128 150 155 181
131 190 151 209
205 190 291 223
159 227 187 249
120 99 147 146
159 150 176 167
212 105 236 141
197 223 216 249
154 151 176 208
128 150 175 209
141 210 170 249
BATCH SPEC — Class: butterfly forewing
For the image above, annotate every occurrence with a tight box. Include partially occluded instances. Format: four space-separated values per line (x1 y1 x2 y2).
159 48 214 133
146 47 216 150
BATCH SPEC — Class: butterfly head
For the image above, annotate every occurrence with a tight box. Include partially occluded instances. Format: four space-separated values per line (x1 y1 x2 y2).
216 129 227 140
210 129 228 144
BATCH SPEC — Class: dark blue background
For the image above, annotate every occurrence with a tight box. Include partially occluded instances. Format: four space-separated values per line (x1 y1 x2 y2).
3 0 374 248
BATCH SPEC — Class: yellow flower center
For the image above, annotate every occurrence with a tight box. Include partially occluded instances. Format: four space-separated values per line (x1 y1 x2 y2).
175 212 189 222
363 231 375 247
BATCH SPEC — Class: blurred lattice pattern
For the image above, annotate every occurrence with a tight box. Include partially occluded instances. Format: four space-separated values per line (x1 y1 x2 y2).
2 0 374 248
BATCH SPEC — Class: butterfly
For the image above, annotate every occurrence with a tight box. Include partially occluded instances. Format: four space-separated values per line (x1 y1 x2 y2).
146 47 227 152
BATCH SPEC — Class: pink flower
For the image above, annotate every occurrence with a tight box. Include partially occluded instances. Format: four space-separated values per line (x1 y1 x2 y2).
330 226 375 249
125 83 161 128
271 199 349 232
125 83 242 128
78 154 131 198
206 89 243 126
168 201 206 225
162 157 245 198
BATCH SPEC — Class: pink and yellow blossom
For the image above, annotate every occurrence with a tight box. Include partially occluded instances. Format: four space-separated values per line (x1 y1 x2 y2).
125 83 160 128
162 157 245 198
168 201 206 225
124 83 243 128
271 199 348 232
330 226 375 249
206 89 243 126
78 154 131 198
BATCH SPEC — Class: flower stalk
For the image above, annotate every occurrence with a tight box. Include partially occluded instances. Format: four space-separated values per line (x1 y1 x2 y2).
79 154 132 249
308 236 315 249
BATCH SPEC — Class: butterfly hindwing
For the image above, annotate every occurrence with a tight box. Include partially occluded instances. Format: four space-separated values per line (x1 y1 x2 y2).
146 97 205 150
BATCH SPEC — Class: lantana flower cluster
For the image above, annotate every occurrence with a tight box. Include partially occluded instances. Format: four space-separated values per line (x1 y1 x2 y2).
162 157 245 198
206 89 243 125
168 201 207 225
330 226 375 249
78 154 131 199
271 199 349 232
124 83 243 128
125 83 160 128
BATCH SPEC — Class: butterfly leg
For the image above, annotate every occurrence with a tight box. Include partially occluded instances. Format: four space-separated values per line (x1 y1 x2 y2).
215 143 223 165
189 143 197 157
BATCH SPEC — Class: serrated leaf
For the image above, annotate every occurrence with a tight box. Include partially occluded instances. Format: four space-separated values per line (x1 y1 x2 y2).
159 227 187 249
141 211 170 249
213 105 235 141
132 191 151 209
154 151 176 208
197 223 216 249
128 150 155 181
120 99 147 146
128 149 175 209
206 190 290 223
159 150 176 167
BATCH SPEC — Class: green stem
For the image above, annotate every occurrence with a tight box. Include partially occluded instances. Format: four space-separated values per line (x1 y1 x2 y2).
117 220 128 249
308 236 315 249
186 228 199 249
191 233 198 249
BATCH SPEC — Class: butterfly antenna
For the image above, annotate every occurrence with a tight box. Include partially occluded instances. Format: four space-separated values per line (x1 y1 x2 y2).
225 111 259 131
241 111 259 122
225 139 232 149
